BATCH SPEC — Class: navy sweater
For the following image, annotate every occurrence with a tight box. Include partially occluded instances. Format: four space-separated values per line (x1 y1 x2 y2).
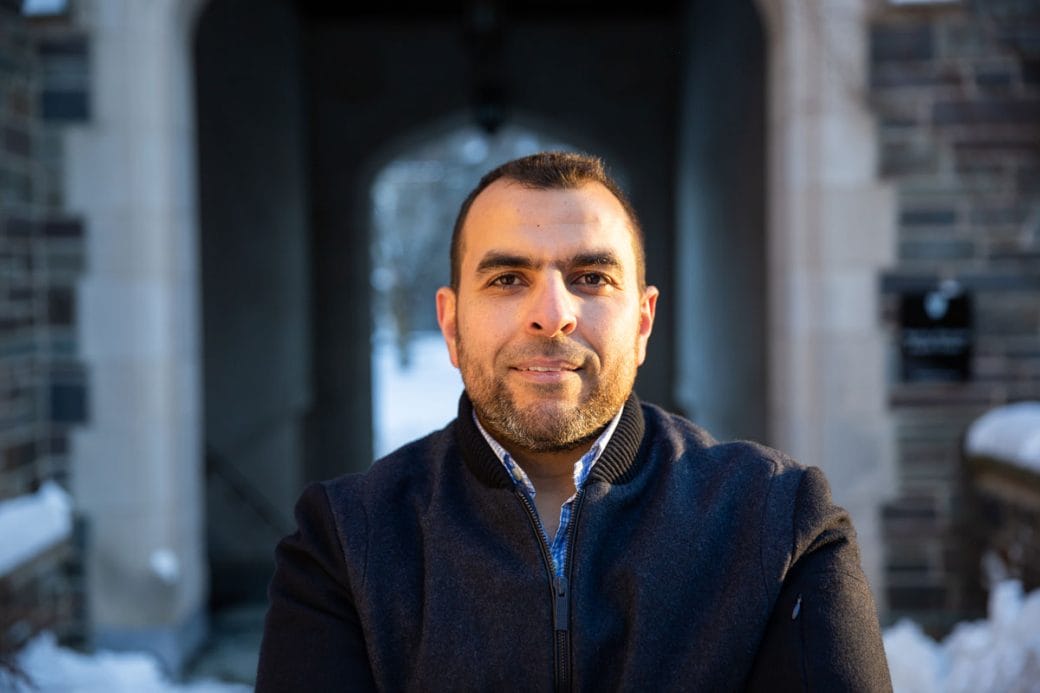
257 394 892 691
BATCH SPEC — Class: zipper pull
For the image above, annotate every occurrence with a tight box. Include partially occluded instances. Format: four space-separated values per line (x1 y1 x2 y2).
554 575 569 631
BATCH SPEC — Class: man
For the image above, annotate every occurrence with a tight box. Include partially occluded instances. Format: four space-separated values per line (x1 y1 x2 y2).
257 152 892 691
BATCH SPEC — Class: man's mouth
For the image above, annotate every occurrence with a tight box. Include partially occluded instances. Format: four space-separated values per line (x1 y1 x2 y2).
517 365 578 372
513 359 582 372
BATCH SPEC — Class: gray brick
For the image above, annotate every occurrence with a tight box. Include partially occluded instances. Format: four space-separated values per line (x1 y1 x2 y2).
996 25 1040 57
41 218 82 239
2 439 37 473
901 208 958 226
872 62 960 89
975 67 1015 89
871 23 934 63
882 141 940 177
5 83 32 117
970 205 1027 225
4 126 31 158
3 216 35 238
41 90 89 122
46 287 73 327
933 97 1040 125
1023 59 1040 85
49 382 86 424
986 241 1040 261
899 239 975 260
1018 165 1040 194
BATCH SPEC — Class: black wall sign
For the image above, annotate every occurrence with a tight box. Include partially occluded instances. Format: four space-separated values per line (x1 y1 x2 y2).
900 290 973 382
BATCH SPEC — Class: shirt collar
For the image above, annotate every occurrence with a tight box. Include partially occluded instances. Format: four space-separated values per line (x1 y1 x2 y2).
472 408 624 495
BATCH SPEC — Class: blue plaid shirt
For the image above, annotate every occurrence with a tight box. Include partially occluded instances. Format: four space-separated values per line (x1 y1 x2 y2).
473 410 622 577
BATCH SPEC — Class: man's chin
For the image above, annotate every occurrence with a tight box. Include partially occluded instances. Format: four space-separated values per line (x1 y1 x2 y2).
495 402 608 452
523 428 604 453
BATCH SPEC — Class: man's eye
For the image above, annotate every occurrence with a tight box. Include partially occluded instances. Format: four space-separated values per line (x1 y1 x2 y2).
576 273 609 287
490 274 519 287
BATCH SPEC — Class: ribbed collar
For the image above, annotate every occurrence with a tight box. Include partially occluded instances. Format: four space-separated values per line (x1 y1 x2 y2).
454 392 647 489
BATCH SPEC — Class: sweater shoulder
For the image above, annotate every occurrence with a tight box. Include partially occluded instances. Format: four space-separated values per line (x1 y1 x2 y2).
320 421 457 511
639 401 804 481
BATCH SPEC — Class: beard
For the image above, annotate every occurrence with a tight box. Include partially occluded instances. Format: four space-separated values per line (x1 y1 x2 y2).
457 335 637 453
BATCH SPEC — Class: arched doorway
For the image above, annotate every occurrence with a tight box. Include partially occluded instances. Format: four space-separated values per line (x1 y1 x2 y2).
367 123 596 456
192 0 714 609
61 0 901 675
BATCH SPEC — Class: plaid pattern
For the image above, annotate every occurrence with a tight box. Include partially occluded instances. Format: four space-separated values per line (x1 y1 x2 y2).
473 409 622 577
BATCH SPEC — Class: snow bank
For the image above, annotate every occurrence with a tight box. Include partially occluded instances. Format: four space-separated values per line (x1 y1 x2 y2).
7 582 1039 690
884 580 1040 693
0 481 72 576
964 401 1040 473
8 632 250 693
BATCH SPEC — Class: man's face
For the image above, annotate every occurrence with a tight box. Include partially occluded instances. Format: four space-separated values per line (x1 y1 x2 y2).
436 179 658 453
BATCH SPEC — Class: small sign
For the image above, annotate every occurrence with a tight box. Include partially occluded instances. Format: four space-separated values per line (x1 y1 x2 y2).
900 290 973 382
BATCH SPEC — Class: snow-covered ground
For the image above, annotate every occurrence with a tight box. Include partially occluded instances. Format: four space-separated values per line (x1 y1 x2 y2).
11 580 1038 691
8 632 249 692
884 580 1040 692
965 401 1040 473
372 330 463 458
6 343 1038 689
0 481 72 577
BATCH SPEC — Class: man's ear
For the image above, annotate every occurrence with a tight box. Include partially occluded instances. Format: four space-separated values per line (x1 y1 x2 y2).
636 286 659 366
436 287 460 368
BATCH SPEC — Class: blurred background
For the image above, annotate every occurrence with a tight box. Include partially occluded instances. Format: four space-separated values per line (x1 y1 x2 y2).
1 0 1038 687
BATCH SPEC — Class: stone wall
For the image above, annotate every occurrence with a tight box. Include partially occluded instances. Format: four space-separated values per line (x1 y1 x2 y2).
870 0 1040 633
0 0 88 654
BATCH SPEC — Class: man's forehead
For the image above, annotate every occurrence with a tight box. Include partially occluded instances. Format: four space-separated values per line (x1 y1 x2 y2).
458 180 636 262
465 179 627 225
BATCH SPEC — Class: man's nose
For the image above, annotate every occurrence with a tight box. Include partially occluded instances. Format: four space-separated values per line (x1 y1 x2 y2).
525 274 577 337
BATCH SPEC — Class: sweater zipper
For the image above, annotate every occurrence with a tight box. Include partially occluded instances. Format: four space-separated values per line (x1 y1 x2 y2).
514 488 586 693
554 574 569 692
557 488 585 693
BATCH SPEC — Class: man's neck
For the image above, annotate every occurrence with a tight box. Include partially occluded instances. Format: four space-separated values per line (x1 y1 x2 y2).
504 443 592 483
506 446 586 541
473 411 622 540
488 426 604 535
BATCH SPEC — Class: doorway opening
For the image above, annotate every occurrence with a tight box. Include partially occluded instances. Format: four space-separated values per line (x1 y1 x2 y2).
369 124 578 457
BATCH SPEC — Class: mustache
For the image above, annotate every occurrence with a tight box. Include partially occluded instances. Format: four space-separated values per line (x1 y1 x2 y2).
502 339 594 366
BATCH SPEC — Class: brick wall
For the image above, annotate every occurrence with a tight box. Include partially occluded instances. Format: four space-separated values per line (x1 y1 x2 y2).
963 454 1040 596
0 0 88 655
871 0 1040 634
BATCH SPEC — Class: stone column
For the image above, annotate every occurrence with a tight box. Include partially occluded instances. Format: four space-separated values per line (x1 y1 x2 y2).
64 0 209 671
757 0 897 608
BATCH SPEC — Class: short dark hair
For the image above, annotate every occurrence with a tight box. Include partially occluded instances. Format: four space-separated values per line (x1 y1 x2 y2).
449 151 646 290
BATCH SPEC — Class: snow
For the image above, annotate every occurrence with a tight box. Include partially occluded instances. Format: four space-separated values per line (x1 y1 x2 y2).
372 330 463 458
0 481 72 576
149 549 181 585
883 580 1040 693
11 580 1038 691
965 401 1040 472
21 0 67 16
8 339 1039 690
8 632 250 693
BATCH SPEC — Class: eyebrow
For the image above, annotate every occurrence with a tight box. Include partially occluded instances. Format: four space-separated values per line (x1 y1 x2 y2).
474 250 625 276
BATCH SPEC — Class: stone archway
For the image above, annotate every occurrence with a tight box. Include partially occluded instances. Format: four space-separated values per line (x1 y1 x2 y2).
60 0 896 673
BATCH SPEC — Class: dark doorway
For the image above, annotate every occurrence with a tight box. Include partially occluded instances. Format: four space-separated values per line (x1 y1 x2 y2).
194 0 767 609
301 1 683 487
195 0 311 606
367 123 588 457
